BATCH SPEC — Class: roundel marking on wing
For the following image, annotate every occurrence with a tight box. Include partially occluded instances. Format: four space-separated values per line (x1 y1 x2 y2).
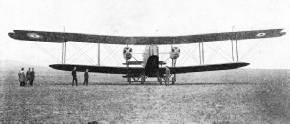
256 33 266 37
27 33 43 39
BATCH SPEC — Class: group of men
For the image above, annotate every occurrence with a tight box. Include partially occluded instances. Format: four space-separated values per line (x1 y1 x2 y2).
18 68 35 86
71 67 89 86
17 66 169 86
70 66 171 86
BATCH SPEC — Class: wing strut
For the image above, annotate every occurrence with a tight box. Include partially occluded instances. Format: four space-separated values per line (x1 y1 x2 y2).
232 26 239 62
198 42 205 64
236 36 239 62
98 42 100 65
231 38 234 62
62 41 67 64
62 27 67 64
202 42 205 64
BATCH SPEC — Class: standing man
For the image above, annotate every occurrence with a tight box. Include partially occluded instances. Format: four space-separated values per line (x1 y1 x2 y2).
26 68 31 86
30 68 35 86
18 68 26 86
83 69 89 86
72 67 78 86
165 66 170 86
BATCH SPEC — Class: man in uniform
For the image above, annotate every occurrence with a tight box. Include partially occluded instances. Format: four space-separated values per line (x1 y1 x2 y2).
165 66 170 86
18 68 26 86
83 69 89 86
30 68 35 86
72 67 78 86
26 68 31 86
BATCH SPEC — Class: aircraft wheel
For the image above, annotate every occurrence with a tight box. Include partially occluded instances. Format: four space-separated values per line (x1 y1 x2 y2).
158 77 162 85
128 77 131 84
172 77 176 85
141 76 145 84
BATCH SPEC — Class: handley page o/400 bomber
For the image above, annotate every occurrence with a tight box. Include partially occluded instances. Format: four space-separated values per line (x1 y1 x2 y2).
8 29 286 84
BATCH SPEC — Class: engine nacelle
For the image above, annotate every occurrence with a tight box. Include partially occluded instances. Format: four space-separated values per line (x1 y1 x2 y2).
170 46 180 59
123 47 132 60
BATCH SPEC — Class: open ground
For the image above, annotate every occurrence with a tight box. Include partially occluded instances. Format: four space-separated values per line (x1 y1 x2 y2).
1 69 290 123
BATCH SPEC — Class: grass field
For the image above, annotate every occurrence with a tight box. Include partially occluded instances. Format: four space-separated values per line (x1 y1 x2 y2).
0 69 290 123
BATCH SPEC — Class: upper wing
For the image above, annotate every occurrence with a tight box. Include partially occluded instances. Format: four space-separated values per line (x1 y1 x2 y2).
8 29 285 45
49 64 144 75
161 62 249 74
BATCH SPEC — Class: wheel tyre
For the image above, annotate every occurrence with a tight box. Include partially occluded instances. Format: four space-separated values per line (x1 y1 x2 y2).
172 77 176 85
158 77 162 85
128 77 131 84
141 77 145 84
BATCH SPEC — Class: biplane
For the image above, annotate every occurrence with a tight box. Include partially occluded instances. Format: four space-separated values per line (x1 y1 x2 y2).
8 29 286 84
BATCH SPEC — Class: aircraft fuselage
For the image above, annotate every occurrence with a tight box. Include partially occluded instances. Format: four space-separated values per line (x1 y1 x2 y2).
142 45 160 77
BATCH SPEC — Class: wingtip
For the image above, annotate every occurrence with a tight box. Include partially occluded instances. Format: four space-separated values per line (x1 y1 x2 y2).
280 32 286 36
279 28 286 35
13 30 21 33
237 62 250 67
13 30 28 33
8 32 17 39
243 62 250 67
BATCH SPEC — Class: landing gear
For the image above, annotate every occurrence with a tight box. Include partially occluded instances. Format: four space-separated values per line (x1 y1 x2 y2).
124 74 148 85
128 76 131 84
172 74 176 85
172 59 176 67
126 60 132 84
125 72 174 85
141 76 145 84
158 77 162 85
157 71 162 85
171 59 177 85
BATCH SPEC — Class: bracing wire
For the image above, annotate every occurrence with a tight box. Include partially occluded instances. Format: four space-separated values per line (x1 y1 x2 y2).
240 40 262 61
206 41 224 63
206 41 227 63
205 44 231 62
34 43 61 63
70 43 97 65
70 43 96 65
180 44 199 66
106 45 124 62
69 43 95 64
178 44 199 66
70 43 95 61
101 46 115 64
177 45 189 65
66 43 91 61
132 56 138 61
101 45 123 65
161 45 169 61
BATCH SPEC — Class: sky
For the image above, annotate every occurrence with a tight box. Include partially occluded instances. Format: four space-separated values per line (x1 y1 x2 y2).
1 0 290 69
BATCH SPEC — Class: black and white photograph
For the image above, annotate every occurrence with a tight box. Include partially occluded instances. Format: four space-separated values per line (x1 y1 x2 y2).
1 0 290 123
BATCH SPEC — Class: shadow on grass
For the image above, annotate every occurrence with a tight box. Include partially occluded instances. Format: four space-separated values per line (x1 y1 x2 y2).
50 82 256 86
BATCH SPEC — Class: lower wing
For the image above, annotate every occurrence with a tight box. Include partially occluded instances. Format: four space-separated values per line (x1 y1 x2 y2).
162 62 249 74
49 62 249 75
